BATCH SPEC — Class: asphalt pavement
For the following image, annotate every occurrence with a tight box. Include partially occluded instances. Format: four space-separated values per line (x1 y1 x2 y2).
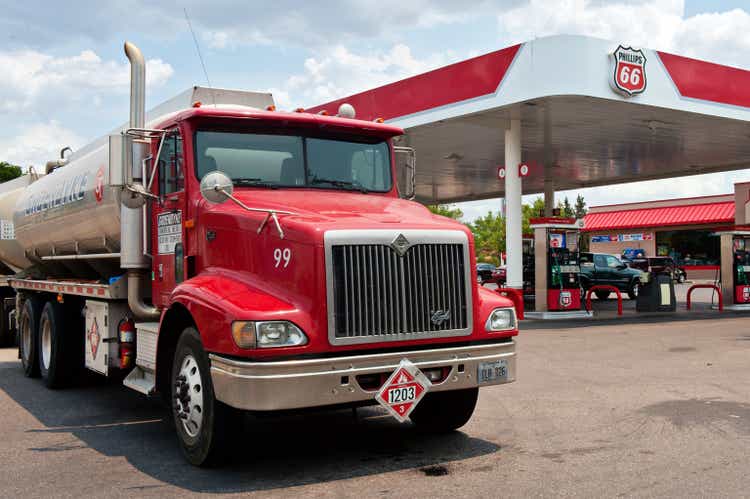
1 313 749 498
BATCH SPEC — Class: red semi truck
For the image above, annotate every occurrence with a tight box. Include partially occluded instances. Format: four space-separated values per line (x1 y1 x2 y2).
8 42 518 466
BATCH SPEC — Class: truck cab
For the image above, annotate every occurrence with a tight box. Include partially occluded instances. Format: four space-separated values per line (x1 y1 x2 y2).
146 104 518 464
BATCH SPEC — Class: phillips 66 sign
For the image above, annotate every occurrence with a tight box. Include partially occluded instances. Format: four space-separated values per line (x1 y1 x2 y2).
611 45 646 96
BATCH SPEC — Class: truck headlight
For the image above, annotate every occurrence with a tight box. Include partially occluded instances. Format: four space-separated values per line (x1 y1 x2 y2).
257 321 308 348
485 308 516 332
231 321 309 349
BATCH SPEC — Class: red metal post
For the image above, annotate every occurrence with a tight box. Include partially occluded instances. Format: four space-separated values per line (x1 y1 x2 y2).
585 285 623 316
686 284 722 312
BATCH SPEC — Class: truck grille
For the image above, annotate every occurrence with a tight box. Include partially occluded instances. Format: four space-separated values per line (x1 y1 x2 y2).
329 242 470 343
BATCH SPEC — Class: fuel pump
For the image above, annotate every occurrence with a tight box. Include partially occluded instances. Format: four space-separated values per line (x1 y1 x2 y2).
733 237 750 303
547 241 581 310
528 218 583 313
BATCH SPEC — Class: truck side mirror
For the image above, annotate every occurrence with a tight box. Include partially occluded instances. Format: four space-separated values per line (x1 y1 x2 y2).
199 170 234 204
393 146 416 200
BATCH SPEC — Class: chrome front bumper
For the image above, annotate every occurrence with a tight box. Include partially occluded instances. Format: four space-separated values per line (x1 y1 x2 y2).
209 340 516 411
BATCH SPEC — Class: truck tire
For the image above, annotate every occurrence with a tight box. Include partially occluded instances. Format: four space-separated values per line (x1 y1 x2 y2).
172 327 242 467
595 290 610 300
38 301 70 389
0 298 10 347
18 297 41 378
409 387 478 433
627 280 640 300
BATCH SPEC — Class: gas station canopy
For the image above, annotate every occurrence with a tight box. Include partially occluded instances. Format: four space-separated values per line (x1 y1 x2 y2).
309 35 750 204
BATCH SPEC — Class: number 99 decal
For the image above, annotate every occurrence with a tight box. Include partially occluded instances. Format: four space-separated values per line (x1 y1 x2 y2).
274 248 291 268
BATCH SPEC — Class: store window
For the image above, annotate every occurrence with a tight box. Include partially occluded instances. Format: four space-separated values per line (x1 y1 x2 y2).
655 230 719 265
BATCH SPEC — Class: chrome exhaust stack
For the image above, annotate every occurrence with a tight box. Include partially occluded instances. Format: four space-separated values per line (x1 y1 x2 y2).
122 41 159 320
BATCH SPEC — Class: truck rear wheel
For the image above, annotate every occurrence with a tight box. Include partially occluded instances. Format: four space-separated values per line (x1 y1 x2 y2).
172 327 241 467
38 301 70 389
18 297 41 378
409 387 478 433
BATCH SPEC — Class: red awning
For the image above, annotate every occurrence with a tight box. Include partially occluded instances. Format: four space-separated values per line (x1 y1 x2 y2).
583 201 735 232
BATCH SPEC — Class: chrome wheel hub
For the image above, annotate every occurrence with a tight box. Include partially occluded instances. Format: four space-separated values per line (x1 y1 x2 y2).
174 354 204 438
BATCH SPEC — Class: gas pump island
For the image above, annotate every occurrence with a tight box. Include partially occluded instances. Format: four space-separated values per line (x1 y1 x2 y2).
717 230 750 309
525 218 590 319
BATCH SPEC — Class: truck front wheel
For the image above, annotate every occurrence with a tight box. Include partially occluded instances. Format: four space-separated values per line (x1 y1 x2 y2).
18 297 41 378
409 387 478 433
172 327 241 467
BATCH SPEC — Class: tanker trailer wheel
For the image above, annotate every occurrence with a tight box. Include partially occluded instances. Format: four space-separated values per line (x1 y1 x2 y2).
18 296 42 378
172 327 242 467
38 301 70 389
409 387 479 433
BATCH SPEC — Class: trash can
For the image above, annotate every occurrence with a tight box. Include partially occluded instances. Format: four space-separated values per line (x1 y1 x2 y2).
636 273 676 312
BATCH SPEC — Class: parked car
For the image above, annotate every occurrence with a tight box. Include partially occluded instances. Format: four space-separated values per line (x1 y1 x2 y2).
580 252 643 299
476 262 496 283
491 266 507 285
622 255 687 283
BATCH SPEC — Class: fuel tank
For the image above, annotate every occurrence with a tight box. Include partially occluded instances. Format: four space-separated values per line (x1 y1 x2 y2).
9 86 274 277
13 143 122 261
0 174 39 272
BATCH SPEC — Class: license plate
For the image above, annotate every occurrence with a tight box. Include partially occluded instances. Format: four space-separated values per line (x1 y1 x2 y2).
478 360 508 384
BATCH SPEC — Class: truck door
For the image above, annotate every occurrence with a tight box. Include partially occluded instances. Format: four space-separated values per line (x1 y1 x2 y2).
151 130 186 307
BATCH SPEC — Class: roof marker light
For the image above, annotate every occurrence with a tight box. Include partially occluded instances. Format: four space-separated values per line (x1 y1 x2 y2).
318 110 329 116
295 107 305 113
192 101 202 108
374 117 384 123
266 105 276 111
337 103 356 119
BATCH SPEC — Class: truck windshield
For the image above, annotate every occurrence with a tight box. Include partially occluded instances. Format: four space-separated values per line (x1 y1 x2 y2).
195 131 392 192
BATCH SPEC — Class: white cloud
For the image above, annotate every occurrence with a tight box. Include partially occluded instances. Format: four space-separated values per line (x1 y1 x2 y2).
497 0 750 69
0 48 173 114
0 121 85 169
278 44 456 109
2 1 525 51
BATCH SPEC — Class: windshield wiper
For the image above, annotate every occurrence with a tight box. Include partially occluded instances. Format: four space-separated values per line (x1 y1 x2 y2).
310 177 369 193
234 178 279 189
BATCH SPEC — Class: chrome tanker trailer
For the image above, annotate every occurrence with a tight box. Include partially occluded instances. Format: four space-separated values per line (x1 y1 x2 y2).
0 172 38 345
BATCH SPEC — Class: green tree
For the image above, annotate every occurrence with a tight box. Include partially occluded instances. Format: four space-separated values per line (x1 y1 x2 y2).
556 197 573 217
574 194 587 219
426 204 464 220
522 197 546 234
469 210 505 264
466 198 547 264
0 162 22 183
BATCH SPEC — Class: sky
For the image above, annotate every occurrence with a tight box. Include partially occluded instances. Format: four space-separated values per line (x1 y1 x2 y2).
2 0 750 221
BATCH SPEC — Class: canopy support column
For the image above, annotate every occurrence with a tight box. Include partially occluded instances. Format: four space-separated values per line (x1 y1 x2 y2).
544 176 555 216
505 119 523 289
